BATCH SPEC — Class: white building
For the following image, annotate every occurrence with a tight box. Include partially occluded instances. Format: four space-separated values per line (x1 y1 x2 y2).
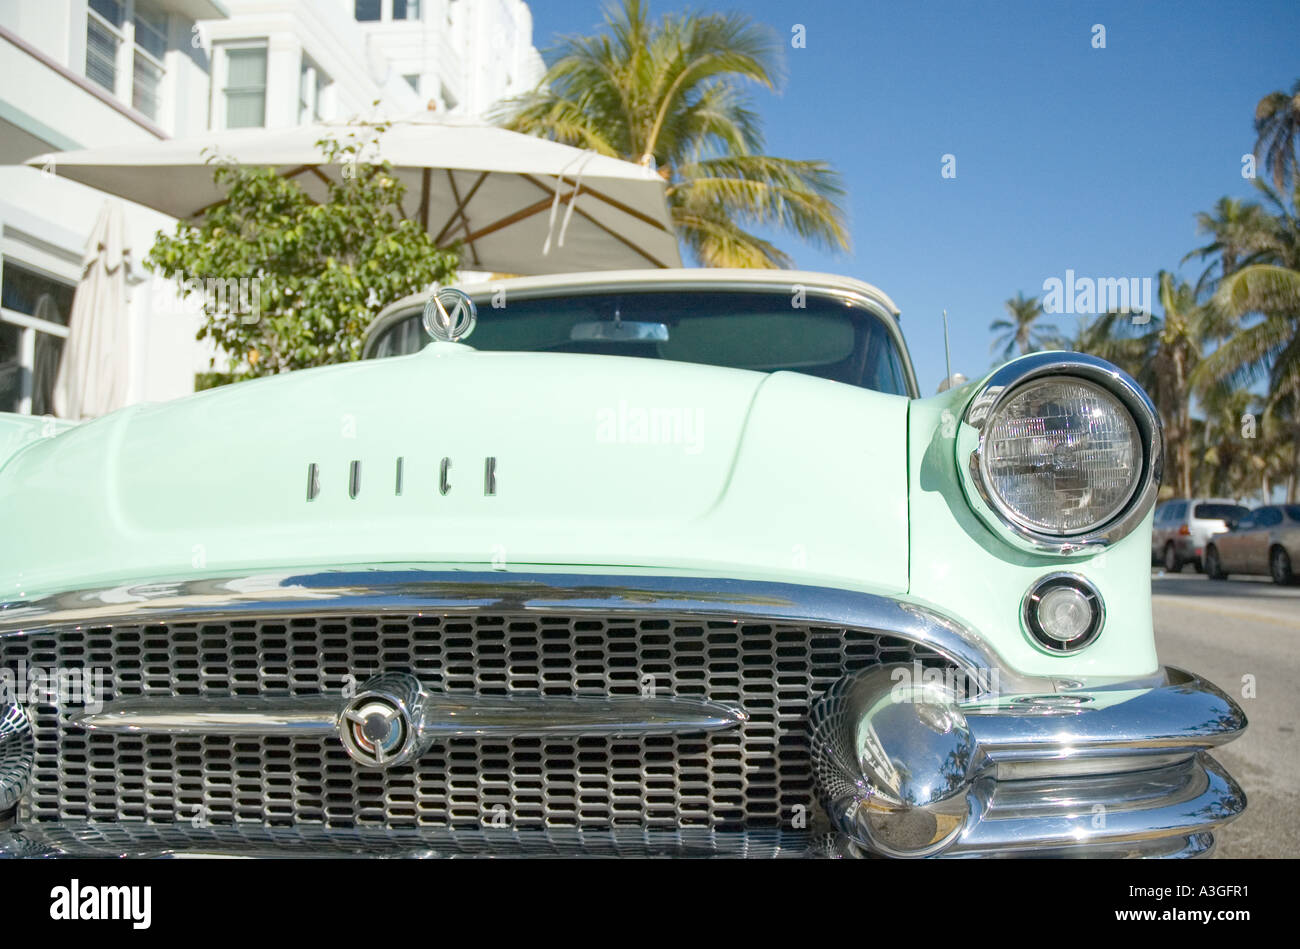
0 0 543 417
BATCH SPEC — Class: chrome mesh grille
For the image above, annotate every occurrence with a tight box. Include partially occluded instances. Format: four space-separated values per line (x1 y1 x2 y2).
3 613 947 831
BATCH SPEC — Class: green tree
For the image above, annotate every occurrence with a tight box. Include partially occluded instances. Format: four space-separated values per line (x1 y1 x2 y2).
1182 196 1274 294
1067 309 1149 381
1071 274 1224 499
1198 259 1300 500
1192 387 1258 499
1143 273 1226 499
497 0 847 268
989 293 1060 361
147 131 458 380
1254 78 1300 191
1195 182 1300 494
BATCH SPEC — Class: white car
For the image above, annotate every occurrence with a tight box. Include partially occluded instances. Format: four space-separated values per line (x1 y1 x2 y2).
1151 498 1250 573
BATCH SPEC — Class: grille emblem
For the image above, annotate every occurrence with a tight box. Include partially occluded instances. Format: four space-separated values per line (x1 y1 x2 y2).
342 701 406 765
337 674 426 769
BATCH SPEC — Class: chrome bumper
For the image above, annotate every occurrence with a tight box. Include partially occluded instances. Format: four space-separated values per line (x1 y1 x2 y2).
1 664 1244 859
811 664 1246 858
0 568 1247 858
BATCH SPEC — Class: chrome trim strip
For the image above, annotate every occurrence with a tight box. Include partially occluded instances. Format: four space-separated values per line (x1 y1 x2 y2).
0 822 1217 859
949 754 1244 856
0 567 1057 695
74 688 749 744
964 666 1246 766
413 692 748 738
0 823 821 859
960 352 1164 554
75 697 340 736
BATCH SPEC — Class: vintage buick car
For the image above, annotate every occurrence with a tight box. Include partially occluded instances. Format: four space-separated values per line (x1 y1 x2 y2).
0 269 1246 858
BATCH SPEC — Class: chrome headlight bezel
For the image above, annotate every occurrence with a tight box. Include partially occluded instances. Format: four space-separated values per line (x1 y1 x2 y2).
959 353 1163 554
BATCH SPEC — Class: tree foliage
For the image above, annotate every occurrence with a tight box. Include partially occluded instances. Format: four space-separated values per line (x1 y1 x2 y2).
988 293 1063 361
1254 78 1300 192
147 130 458 380
497 0 847 268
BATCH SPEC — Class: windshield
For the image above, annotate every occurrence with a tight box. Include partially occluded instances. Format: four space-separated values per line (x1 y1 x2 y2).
1194 503 1250 521
367 290 914 396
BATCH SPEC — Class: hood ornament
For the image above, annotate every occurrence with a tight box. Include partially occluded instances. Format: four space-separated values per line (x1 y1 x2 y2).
423 287 477 342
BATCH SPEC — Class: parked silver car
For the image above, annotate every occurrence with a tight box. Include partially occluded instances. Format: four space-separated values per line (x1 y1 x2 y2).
1205 504 1300 584
1151 498 1249 572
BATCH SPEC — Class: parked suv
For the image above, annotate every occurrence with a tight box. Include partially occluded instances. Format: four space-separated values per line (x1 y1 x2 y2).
1151 498 1249 572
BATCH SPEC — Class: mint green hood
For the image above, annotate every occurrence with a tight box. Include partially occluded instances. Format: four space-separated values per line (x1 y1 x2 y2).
0 344 911 599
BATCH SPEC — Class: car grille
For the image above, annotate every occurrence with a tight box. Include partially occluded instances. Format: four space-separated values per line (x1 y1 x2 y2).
3 612 948 833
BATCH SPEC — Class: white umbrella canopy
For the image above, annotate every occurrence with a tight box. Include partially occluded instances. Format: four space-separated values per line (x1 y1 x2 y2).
26 113 681 275
52 199 131 420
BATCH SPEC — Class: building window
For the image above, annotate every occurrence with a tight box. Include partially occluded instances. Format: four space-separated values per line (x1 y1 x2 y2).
0 262 74 417
224 46 268 129
355 0 381 22
393 0 421 20
85 0 169 122
86 0 125 93
132 1 167 121
299 58 331 124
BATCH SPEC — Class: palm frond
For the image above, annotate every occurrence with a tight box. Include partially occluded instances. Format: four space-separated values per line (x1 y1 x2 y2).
673 154 848 251
492 0 842 267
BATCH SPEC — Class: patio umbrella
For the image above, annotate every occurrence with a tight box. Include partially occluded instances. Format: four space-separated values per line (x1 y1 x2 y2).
52 199 131 419
26 113 681 275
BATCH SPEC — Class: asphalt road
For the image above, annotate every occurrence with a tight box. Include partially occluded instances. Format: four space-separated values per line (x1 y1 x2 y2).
1150 569 1300 858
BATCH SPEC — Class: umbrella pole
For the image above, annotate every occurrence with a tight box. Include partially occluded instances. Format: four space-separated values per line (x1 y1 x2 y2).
417 168 431 230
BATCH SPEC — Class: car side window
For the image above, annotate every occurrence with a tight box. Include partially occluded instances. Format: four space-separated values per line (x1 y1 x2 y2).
1256 507 1284 528
1234 511 1257 530
1171 501 1187 521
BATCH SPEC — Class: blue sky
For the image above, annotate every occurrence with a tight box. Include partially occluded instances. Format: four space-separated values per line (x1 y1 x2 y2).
528 0 1300 392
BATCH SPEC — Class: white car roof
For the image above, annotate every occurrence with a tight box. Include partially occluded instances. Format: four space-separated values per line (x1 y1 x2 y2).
368 268 902 332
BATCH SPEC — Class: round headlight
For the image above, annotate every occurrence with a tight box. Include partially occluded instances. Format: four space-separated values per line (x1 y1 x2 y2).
979 376 1142 535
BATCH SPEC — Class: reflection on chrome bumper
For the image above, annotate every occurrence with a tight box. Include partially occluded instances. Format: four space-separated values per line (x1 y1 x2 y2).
810 664 1246 858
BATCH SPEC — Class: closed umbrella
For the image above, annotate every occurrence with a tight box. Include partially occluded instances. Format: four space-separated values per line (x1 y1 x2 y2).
52 200 131 419
27 113 680 275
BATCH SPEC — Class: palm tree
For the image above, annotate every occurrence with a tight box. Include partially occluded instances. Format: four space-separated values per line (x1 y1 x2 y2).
1199 264 1300 494
1146 272 1229 499
1196 186 1300 413
1068 309 1150 381
1191 180 1300 502
1192 387 1258 499
989 293 1061 361
1182 196 1274 294
497 0 848 268
1254 78 1300 191
1071 274 1220 498
1239 179 1300 270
